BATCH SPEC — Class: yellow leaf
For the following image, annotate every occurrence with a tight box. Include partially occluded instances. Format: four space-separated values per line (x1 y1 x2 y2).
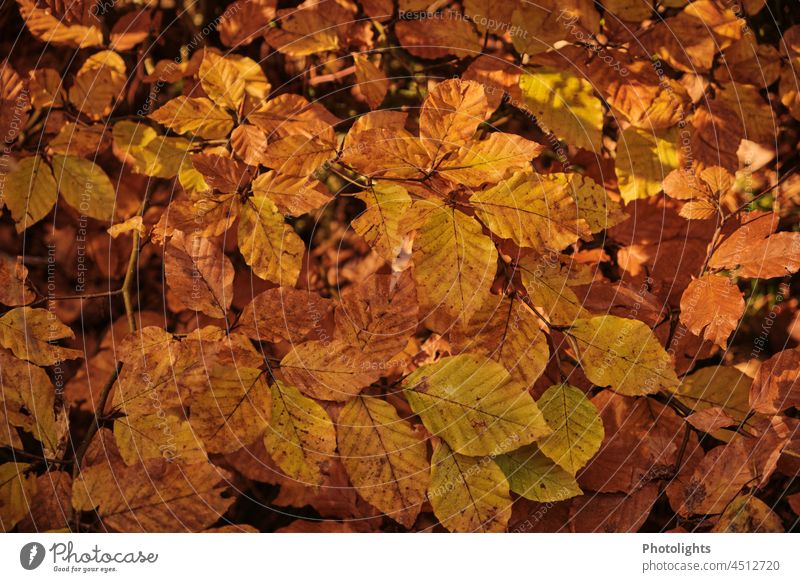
420 79 489 164
337 396 429 527
238 196 305 285
712 495 784 532
47 122 108 158
672 365 753 429
518 254 590 326
51 154 117 221
230 55 271 103
164 231 234 319
0 462 37 531
107 216 145 239
353 183 413 263
264 380 336 486
536 383 604 474
438 133 544 187
112 121 190 179
411 203 498 331
428 441 511 532
403 354 551 456
615 126 680 203
114 414 207 465
496 444 583 502
190 366 271 454
570 315 680 395
150 96 234 139
519 68 603 152
200 52 246 111
571 174 628 233
0 307 82 367
470 171 591 252
3 155 57 232
279 339 382 402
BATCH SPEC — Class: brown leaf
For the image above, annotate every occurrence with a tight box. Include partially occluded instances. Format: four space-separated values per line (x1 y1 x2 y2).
164 231 234 319
238 287 333 344
749 348 800 414
680 274 745 348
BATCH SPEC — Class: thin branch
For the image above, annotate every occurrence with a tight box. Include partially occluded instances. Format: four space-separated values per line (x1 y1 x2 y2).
1 446 73 465
30 288 123 307
121 183 154 333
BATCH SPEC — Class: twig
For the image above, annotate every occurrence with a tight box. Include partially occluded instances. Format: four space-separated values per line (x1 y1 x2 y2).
30 288 123 307
1 446 73 465
121 183 154 333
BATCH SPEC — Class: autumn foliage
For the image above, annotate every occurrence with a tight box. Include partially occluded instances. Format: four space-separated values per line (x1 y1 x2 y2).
1 0 800 533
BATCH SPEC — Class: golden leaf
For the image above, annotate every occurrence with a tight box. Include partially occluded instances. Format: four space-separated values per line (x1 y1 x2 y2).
113 414 207 465
438 133 544 187
428 441 511 532
352 182 413 263
615 127 680 203
536 383 604 474
0 308 82 367
237 196 305 285
394 11 482 60
403 354 551 456
200 52 246 112
519 68 603 152
264 380 336 486
420 79 489 164
449 295 549 388
17 0 103 48
3 155 57 232
0 348 58 453
353 54 388 110
72 435 233 532
51 154 117 221
411 203 498 331
0 462 37 531
150 96 234 139
570 315 680 395
190 366 271 454
496 445 582 502
337 396 429 527
470 171 591 252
